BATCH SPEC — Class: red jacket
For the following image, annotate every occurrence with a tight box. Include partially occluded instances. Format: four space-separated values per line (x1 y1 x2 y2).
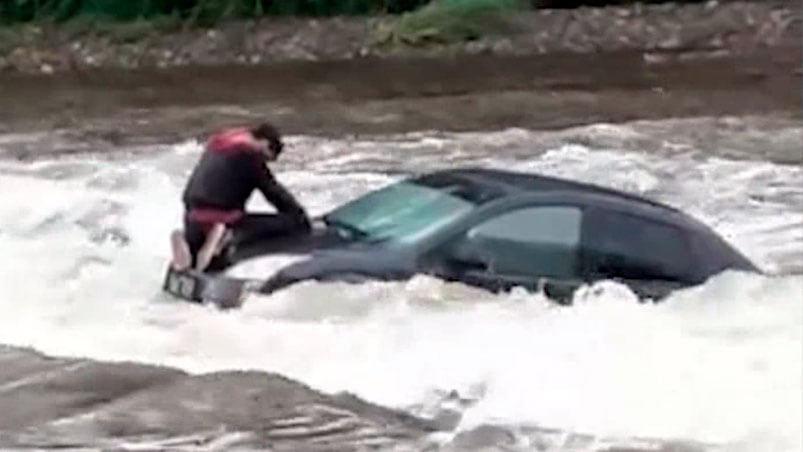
182 128 308 227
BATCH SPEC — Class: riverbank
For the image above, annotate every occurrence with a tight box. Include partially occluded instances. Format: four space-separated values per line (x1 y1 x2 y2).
0 0 799 75
1 47 799 155
1 0 798 148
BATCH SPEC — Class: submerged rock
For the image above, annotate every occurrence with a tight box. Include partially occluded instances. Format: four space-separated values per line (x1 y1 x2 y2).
446 425 518 451
0 346 436 450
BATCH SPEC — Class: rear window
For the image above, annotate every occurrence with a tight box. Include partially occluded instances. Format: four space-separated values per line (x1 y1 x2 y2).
583 209 694 282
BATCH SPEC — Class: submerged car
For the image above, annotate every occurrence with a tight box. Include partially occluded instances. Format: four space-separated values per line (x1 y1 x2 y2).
162 168 760 308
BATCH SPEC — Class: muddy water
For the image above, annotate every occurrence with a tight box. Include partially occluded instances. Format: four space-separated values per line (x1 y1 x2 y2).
0 50 801 451
1 49 799 145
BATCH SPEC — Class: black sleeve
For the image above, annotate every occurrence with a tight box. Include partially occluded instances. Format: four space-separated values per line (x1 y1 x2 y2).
251 156 310 226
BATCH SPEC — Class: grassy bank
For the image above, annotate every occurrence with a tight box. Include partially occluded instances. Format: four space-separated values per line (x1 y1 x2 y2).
2 0 427 24
1 0 731 25
1 0 795 75
0 0 752 48
0 0 428 23
1 0 532 46
373 0 526 46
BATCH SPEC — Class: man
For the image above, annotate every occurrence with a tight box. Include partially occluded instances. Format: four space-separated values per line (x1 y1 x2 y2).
170 122 311 272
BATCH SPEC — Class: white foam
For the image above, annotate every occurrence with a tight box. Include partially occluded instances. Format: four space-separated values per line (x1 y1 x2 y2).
0 121 800 451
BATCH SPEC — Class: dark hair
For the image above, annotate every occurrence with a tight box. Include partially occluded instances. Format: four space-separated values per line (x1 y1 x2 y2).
251 122 284 155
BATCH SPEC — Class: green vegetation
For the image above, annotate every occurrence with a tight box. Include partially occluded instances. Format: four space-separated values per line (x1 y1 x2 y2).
372 0 526 46
0 0 715 49
0 0 529 46
0 0 431 24
0 0 723 26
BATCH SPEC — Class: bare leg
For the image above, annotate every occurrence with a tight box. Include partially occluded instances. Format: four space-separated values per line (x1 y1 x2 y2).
170 230 192 271
195 223 233 271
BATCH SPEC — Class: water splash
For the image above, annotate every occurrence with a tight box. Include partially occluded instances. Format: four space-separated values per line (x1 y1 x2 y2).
0 118 800 451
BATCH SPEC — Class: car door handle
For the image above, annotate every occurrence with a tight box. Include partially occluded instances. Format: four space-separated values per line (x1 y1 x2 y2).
451 258 487 271
444 257 488 273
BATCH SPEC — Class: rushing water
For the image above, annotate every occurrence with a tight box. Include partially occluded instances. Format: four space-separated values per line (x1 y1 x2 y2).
0 117 800 451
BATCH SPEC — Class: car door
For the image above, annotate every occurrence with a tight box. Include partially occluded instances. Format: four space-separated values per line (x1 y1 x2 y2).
579 206 697 298
425 204 586 299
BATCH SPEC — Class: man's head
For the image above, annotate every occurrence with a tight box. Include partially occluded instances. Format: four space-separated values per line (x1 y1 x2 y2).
250 122 284 161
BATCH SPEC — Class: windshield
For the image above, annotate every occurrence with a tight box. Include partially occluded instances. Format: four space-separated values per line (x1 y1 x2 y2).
324 180 478 244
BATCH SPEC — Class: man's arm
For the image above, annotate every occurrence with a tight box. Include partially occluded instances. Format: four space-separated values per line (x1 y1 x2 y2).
252 158 310 228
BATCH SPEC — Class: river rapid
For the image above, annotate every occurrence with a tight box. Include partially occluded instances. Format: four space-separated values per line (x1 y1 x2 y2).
0 114 800 451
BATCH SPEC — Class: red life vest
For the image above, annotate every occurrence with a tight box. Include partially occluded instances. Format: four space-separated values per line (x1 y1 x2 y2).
206 127 264 155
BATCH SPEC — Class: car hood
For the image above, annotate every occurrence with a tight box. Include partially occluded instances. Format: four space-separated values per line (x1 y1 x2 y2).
225 253 312 280
219 223 416 291
222 223 366 280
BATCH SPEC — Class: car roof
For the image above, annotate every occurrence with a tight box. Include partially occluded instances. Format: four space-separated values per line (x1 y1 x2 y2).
416 167 705 228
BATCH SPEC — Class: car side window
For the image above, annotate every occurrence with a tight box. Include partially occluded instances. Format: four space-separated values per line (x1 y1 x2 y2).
470 206 582 245
582 209 693 282
463 206 583 278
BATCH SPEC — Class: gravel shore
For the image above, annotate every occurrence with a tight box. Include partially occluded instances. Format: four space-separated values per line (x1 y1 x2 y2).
0 0 798 75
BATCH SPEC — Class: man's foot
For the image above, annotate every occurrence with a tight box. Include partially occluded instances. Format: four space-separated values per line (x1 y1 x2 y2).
195 223 232 272
170 230 191 271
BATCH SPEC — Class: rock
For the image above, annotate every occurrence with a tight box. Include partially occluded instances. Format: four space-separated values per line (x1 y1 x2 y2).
446 425 517 451
0 347 436 450
432 409 462 431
